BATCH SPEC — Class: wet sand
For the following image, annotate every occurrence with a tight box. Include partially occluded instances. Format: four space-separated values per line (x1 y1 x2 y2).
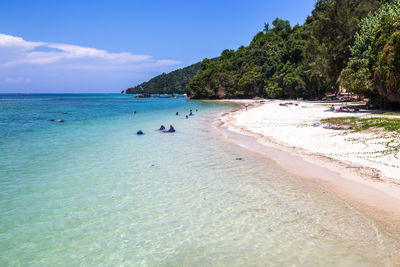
214 103 400 240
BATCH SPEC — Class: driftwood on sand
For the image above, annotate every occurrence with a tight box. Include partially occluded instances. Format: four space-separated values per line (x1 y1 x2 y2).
322 125 353 130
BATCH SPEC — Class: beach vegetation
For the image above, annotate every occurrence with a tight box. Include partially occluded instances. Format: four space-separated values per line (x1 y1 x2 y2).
321 116 400 132
383 111 400 115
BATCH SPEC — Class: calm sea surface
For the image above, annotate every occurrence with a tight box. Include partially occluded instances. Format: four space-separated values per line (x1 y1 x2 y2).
1 94 399 266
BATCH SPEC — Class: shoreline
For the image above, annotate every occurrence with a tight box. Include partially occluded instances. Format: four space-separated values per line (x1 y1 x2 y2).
213 99 400 239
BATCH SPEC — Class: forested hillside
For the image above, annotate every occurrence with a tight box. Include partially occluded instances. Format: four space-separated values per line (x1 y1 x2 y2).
188 0 400 105
126 0 400 107
341 0 400 105
126 62 201 94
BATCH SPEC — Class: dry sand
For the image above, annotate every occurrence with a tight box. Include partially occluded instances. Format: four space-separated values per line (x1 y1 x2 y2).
221 99 400 181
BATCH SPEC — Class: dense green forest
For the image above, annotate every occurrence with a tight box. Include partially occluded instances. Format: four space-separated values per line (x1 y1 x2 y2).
126 0 400 106
126 61 202 94
341 0 400 104
187 0 400 106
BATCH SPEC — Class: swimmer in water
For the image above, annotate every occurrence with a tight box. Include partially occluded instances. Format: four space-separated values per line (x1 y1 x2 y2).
167 125 175 132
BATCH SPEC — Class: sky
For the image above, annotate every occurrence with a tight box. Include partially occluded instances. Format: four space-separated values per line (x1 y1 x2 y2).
0 0 316 93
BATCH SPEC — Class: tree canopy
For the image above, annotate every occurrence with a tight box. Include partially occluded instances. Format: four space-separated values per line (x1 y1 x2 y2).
126 0 400 106
188 0 383 100
340 0 400 104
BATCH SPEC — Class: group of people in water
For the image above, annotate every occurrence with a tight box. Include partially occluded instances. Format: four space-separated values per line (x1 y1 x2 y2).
135 109 197 135
137 125 175 135
178 109 197 119
187 109 197 118
158 125 175 132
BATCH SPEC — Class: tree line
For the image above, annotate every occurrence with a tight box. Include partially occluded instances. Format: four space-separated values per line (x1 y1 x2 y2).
187 0 400 107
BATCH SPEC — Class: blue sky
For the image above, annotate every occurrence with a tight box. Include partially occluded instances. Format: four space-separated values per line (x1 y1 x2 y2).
0 0 316 93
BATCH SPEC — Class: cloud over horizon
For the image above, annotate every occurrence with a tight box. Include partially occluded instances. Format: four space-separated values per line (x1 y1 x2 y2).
0 33 183 92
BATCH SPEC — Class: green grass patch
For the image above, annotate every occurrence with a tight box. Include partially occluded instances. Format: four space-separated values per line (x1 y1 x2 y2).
382 111 400 116
321 117 400 132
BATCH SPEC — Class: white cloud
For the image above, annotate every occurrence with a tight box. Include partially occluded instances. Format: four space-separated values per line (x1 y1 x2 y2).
0 33 181 69
0 33 43 50
4 77 31 84
0 33 184 92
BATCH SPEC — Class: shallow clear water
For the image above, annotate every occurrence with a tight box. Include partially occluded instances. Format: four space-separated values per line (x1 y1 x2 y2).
1 94 400 266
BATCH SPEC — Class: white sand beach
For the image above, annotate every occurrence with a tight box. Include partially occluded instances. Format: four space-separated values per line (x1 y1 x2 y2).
216 100 400 236
221 99 400 182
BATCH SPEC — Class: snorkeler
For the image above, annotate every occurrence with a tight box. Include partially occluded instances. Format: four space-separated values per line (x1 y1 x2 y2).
167 125 175 132
137 130 144 135
159 125 165 131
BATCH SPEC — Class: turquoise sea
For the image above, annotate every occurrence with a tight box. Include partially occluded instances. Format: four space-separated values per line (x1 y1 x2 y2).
1 94 400 266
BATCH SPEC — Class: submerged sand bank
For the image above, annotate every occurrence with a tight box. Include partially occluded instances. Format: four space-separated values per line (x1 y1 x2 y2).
214 99 400 239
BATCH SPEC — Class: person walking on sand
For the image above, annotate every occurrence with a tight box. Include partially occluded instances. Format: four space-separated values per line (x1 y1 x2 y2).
245 103 248 111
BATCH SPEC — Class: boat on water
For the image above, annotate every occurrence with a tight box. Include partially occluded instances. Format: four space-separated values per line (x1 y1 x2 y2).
134 92 151 98
171 93 188 98
158 94 171 98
